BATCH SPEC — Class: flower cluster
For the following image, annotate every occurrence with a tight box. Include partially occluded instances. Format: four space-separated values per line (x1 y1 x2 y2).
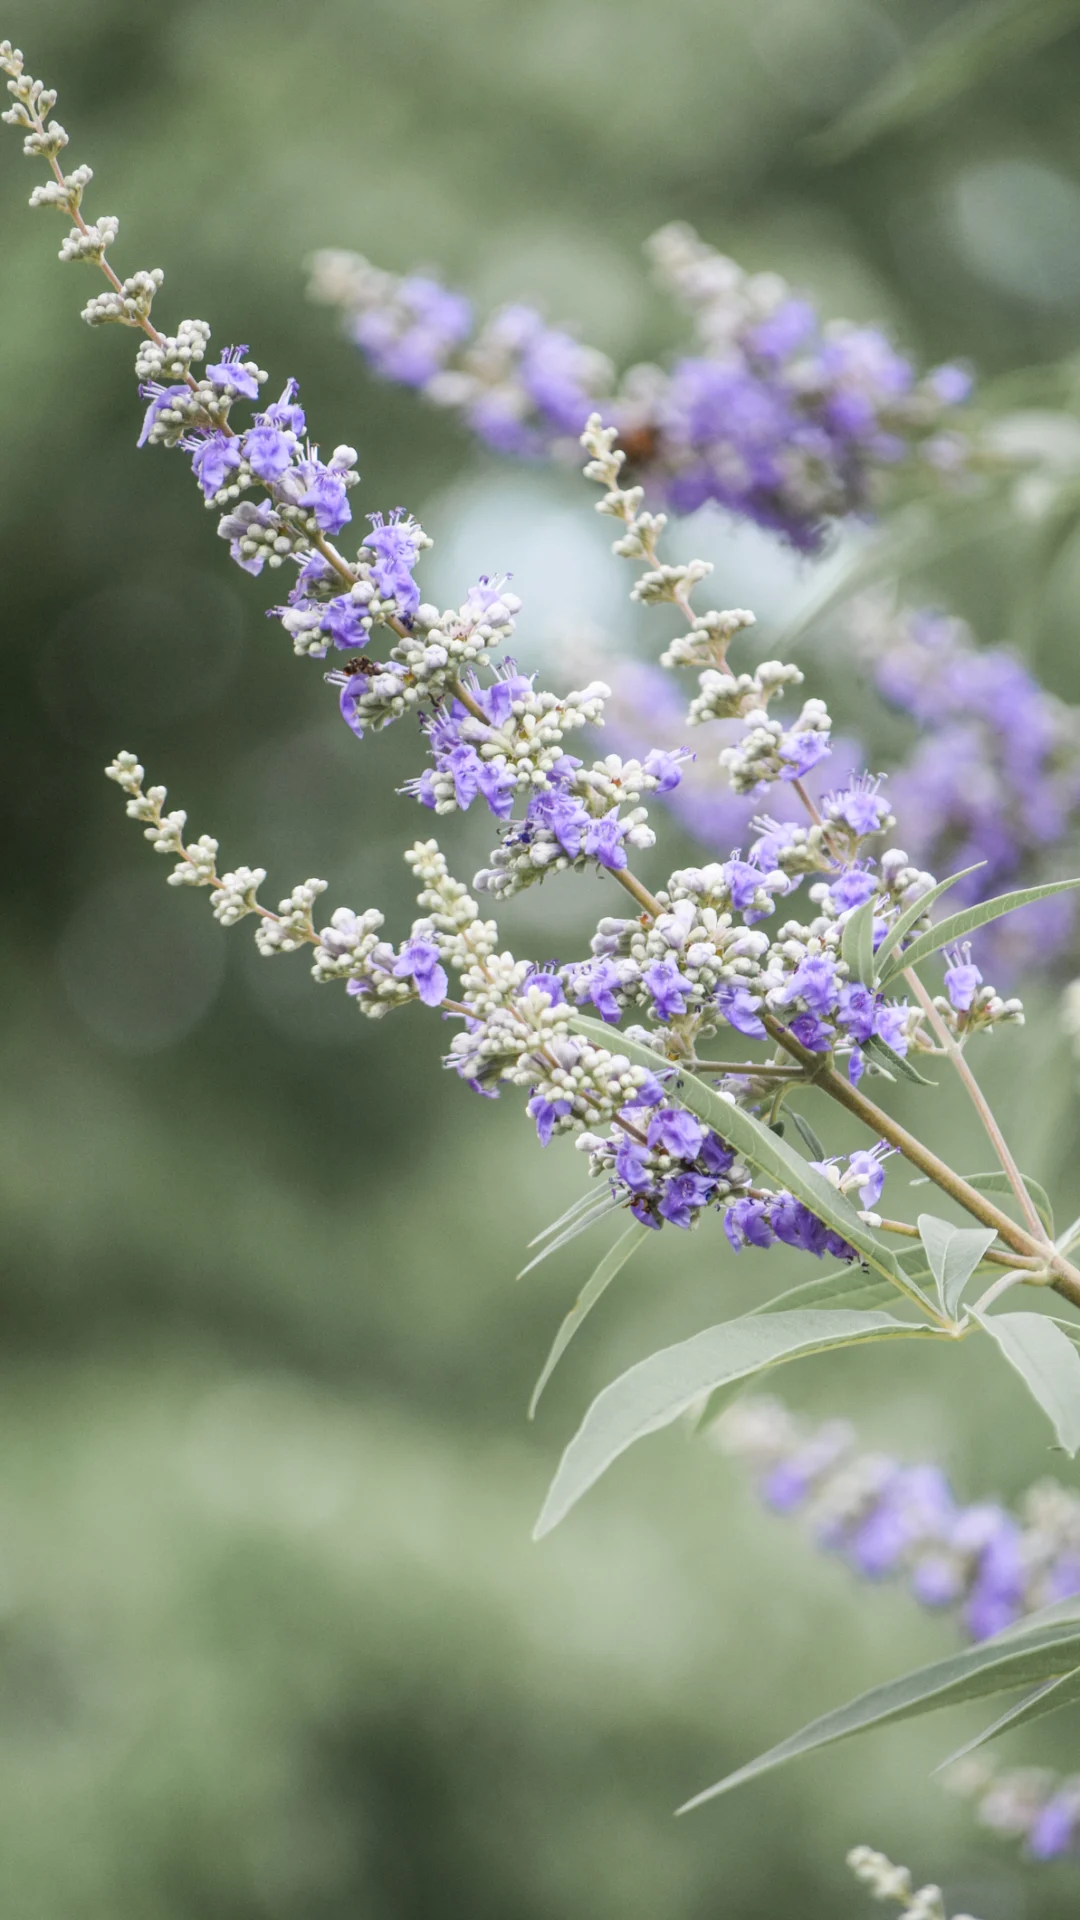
853 596 1080 973
713 1395 1080 1643
848 1847 980 1920
310 224 975 551
308 249 613 457
946 1756 1080 1865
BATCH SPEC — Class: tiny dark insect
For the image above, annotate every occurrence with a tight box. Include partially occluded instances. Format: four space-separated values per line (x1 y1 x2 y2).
344 654 377 675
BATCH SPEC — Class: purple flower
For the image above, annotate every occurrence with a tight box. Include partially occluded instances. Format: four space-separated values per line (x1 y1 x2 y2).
647 1107 707 1160
297 458 352 535
643 747 691 793
724 1197 774 1252
715 983 766 1038
836 981 877 1044
788 1012 832 1052
259 378 306 435
784 954 838 1015
526 1094 572 1145
337 669 370 737
658 1170 715 1228
944 942 982 1012
528 789 591 858
392 937 448 1008
136 382 190 447
829 864 878 912
615 1136 652 1193
520 969 565 1007
873 1003 909 1054
770 1194 830 1257
206 345 261 398
244 422 297 482
621 1074 669 1111
1029 1794 1080 1861
365 509 423 622
187 429 242 499
582 810 628 871
643 958 689 1021
826 772 891 837
846 1143 891 1209
779 730 832 779
699 1131 736 1178
722 857 765 913
572 958 624 1025
320 595 370 650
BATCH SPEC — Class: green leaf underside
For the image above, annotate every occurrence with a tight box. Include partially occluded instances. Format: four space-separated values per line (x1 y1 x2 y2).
569 1017 911 1293
864 1035 936 1085
517 1195 624 1278
972 1310 1080 1455
676 1596 1080 1813
788 1110 827 1161
910 1171 1054 1238
937 1666 1080 1770
752 1266 902 1316
870 865 985 982
841 896 876 988
917 1214 999 1318
533 1308 946 1538
528 1223 650 1419
878 877 1080 988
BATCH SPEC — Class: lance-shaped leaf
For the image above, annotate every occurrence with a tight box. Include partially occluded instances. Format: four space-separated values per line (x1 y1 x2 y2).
677 1596 1080 1812
517 1193 624 1278
869 865 985 983
863 1034 936 1086
878 877 1080 988
788 1109 826 1161
972 1309 1080 1455
534 1308 947 1538
569 1017 913 1296
911 1170 1054 1238
917 1214 999 1319
938 1665 1080 1770
841 896 876 989
528 1222 650 1419
1056 1212 1080 1257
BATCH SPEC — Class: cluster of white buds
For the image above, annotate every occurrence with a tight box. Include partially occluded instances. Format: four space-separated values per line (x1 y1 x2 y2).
646 221 793 351
847 1847 978 1920
420 679 611 816
28 159 91 213
328 578 518 717
931 983 1025 1036
254 880 329 955
58 213 118 265
134 318 211 381
82 267 165 327
660 607 756 670
686 659 803 727
209 867 268 926
718 698 832 795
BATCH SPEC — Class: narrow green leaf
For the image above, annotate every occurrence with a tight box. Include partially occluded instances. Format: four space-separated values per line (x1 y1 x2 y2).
788 1110 827 1161
878 878 1080 988
870 865 985 982
973 1310 1080 1455
911 1171 1054 1237
528 1223 650 1419
809 0 1080 166
917 1214 999 1318
528 1187 613 1250
864 1035 936 1086
676 1597 1080 1811
569 1017 910 1294
841 896 877 988
937 1666 1080 1770
533 1308 946 1538
1056 1212 1080 1256
752 1267 902 1316
516 1195 623 1278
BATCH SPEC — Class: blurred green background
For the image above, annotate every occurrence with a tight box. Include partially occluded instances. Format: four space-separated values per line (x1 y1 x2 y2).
4 1 1080 1914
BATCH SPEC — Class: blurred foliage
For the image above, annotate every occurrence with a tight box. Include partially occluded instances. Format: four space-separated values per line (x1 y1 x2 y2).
4 0 1080 1914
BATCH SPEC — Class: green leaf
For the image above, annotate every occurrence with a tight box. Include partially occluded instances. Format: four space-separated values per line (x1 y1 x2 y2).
917 1214 999 1318
910 1171 1054 1238
869 866 985 983
938 1666 1080 1769
527 1187 613 1250
533 1308 947 1538
1056 1212 1080 1257
752 1267 901 1316
676 1596 1080 1811
841 897 877 988
517 1194 623 1278
878 878 1080 988
528 1223 650 1419
863 1035 936 1086
788 1110 827 1161
972 1310 1080 1455
569 1017 913 1297
808 0 1080 165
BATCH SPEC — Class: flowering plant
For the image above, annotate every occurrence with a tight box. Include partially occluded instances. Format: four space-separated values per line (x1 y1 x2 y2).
6 35 1080 1904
